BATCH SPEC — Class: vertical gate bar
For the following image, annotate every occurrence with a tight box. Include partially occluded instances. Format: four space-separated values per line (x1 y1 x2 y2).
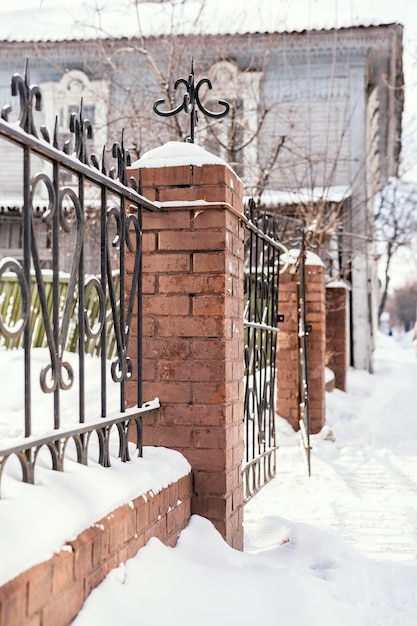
78 175 85 424
100 183 107 418
136 205 143 456
120 196 126 413
137 206 143 410
52 154 60 428
252 220 259 463
23 146 31 438
298 228 311 476
258 233 268 453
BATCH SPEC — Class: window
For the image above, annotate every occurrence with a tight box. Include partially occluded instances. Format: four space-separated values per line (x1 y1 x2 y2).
41 70 109 162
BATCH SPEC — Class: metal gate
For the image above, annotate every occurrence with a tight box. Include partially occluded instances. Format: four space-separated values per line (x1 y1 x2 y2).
243 205 314 499
242 199 288 500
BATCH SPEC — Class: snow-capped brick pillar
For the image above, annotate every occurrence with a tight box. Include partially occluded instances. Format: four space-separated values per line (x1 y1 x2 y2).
326 281 351 391
276 253 326 435
126 142 245 549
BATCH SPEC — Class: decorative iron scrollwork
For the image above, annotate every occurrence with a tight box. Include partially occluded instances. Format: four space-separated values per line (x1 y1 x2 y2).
69 98 93 164
153 59 230 143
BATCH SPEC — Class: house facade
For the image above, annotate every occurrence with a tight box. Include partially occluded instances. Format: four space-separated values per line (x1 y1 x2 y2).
0 22 404 370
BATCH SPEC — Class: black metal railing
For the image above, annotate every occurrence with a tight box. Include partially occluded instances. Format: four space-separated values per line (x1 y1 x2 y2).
243 199 289 500
0 63 160 496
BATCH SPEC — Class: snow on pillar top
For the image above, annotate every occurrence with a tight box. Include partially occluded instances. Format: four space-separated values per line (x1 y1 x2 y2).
130 140 236 174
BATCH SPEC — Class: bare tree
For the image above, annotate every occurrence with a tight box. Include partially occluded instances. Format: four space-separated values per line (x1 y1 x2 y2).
375 178 417 317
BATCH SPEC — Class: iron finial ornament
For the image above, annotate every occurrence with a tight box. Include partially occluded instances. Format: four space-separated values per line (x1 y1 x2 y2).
153 58 230 143
69 97 93 165
2 58 42 136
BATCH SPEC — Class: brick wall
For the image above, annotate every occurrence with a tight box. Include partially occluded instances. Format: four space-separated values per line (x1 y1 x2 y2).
0 474 192 626
127 145 245 549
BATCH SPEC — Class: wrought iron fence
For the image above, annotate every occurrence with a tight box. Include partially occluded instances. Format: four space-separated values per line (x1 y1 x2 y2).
243 199 289 500
0 63 160 496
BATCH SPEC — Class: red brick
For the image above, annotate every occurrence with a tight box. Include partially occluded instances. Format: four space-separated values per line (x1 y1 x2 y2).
157 359 225 383
192 382 226 404
158 273 225 295
143 294 189 315
145 164 193 187
140 187 157 202
107 509 126 555
0 574 28 626
142 381 192 403
160 402 226 426
22 615 41 626
158 230 225 252
142 232 157 252
123 506 137 542
148 425 192 449
142 274 156 295
178 474 193 501
143 337 190 359
41 581 84 626
143 252 190 273
192 495 227 520
192 164 231 186
193 295 224 316
193 470 227 495
191 209 226 229
191 338 226 359
84 555 118 599
193 427 226 449
27 560 52 616
157 315 223 338
193 252 225 273
51 548 74 596
166 501 189 536
185 448 226 472
136 497 150 532
167 481 179 509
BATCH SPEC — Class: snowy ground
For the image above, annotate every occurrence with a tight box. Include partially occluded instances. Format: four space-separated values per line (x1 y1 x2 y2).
1 332 417 624
73 332 417 626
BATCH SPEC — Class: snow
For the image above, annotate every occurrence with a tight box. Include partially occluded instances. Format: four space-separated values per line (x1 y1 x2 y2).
326 279 351 289
1 332 417 623
281 248 326 267
258 186 352 207
130 141 231 170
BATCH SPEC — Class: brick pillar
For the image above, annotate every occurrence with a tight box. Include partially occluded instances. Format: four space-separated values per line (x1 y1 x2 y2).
276 271 299 431
326 281 350 391
276 254 326 435
126 142 245 549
